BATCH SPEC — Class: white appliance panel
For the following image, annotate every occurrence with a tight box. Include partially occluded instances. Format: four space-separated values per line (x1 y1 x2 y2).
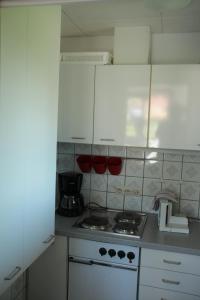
68 261 138 300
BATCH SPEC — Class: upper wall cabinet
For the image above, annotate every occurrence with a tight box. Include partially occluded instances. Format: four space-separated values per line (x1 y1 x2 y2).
149 65 200 150
58 64 95 144
94 65 151 146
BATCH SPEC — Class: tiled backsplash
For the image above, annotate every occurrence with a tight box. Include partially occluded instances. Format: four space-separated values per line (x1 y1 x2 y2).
0 272 27 300
57 143 200 218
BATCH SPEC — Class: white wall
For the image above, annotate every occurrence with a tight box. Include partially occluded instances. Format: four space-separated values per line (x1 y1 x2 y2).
61 32 200 64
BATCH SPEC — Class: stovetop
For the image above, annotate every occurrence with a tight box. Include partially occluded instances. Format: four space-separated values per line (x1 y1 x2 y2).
73 208 147 239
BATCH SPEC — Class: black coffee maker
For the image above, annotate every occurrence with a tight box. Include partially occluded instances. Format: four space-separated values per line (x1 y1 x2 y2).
57 172 84 217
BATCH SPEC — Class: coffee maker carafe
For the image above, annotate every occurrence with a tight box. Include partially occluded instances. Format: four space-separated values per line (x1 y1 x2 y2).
57 172 84 217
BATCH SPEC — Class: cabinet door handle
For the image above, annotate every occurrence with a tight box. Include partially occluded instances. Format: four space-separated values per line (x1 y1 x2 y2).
162 278 180 285
43 234 55 244
163 259 181 265
100 138 115 142
4 266 21 281
71 137 86 140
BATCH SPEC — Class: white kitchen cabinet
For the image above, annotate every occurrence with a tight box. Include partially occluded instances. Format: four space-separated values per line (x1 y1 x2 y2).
22 5 61 269
139 285 200 300
94 65 150 146
58 64 95 143
139 248 200 300
28 236 67 300
0 7 26 293
149 65 200 150
0 6 61 295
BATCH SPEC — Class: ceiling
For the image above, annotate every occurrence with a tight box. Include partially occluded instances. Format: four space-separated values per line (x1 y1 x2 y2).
61 0 200 37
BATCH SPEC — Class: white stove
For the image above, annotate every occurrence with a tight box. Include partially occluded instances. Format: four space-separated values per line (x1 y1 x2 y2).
73 208 147 239
68 237 139 300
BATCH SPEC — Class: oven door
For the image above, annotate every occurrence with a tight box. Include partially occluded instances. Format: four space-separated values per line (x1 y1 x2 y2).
68 257 138 300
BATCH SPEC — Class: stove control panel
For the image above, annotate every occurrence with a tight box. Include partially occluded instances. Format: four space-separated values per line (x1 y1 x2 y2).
69 238 139 266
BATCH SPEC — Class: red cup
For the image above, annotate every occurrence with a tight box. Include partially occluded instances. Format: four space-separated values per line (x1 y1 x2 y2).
108 157 122 175
77 155 92 173
93 156 107 174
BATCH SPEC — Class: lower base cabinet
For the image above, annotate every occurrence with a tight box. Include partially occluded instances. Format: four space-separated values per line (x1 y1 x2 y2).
139 285 200 300
28 236 67 300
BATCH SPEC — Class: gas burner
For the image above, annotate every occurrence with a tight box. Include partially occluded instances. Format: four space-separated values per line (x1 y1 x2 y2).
113 222 138 235
115 212 141 225
81 215 109 231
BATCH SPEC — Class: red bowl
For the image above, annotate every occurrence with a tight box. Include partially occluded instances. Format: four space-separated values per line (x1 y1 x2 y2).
77 155 92 173
93 156 107 174
108 157 122 175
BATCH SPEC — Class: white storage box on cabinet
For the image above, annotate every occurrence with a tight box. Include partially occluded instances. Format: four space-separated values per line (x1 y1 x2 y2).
94 65 151 146
149 65 200 150
58 63 95 143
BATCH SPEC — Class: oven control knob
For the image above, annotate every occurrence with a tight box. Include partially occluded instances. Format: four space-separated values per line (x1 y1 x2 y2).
99 247 107 256
118 250 125 259
108 249 116 257
127 252 135 263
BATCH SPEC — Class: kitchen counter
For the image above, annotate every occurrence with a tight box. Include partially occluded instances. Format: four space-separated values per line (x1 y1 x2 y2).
55 213 200 256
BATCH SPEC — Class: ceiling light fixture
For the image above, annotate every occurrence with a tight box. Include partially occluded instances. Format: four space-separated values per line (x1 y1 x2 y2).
144 0 192 11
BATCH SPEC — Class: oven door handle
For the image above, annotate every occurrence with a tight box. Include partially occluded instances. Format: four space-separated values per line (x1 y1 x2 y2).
69 257 138 272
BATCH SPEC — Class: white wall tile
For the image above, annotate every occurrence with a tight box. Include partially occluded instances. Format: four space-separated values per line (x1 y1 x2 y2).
162 180 180 198
144 160 163 179
126 147 145 159
125 177 143 196
124 195 142 211
90 191 107 207
180 200 199 218
107 193 124 210
143 178 161 196
56 143 200 217
91 174 107 191
164 152 183 162
142 196 156 213
92 145 108 156
75 143 92 155
126 159 144 177
57 142 74 154
145 150 163 161
182 163 200 182
109 146 126 157
107 175 125 193
81 189 90 206
82 174 91 190
181 182 200 201
57 154 74 173
163 161 182 180
183 152 200 163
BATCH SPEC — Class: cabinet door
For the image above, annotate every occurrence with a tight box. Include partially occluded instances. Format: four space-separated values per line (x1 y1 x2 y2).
94 65 150 146
0 8 26 295
28 236 67 300
149 65 200 150
23 6 61 269
58 64 95 144
139 285 200 300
